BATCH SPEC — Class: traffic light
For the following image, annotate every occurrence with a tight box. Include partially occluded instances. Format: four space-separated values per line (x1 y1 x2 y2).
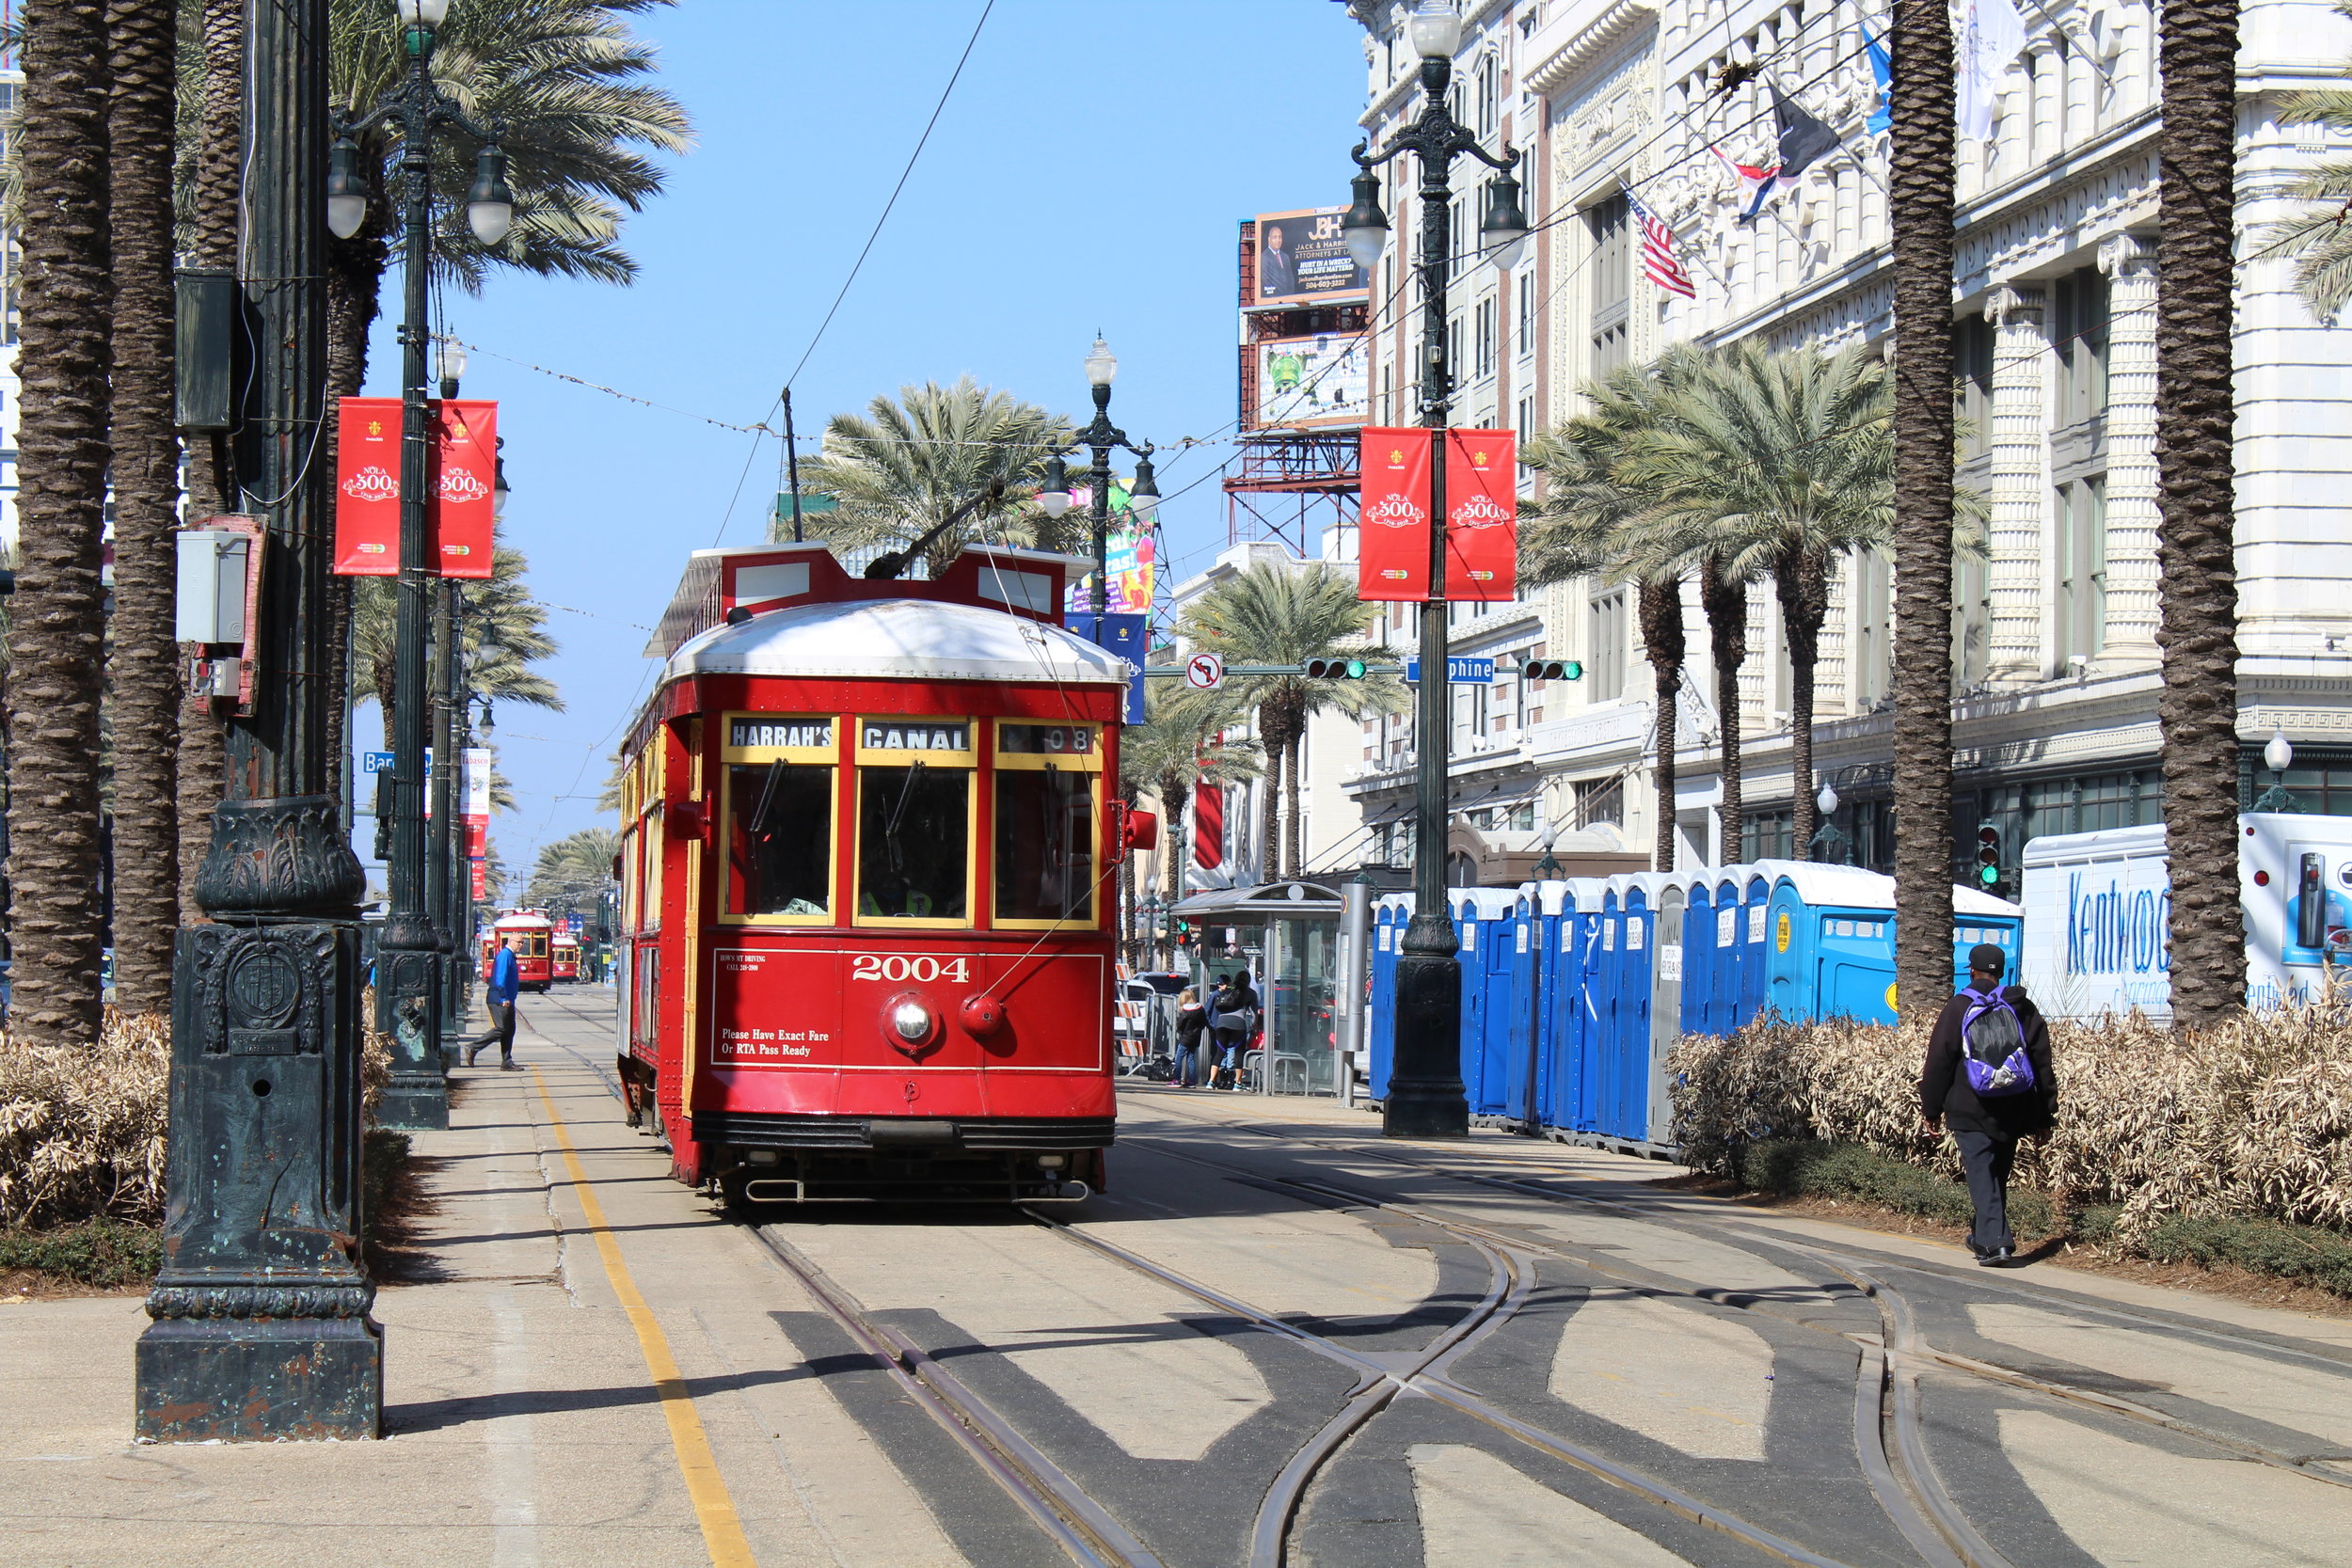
1524 659 1583 681
1305 657 1369 680
1976 823 2002 888
1174 917 1194 948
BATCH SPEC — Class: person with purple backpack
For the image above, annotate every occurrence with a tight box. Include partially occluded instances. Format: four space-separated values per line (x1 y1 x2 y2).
1920 943 2057 1266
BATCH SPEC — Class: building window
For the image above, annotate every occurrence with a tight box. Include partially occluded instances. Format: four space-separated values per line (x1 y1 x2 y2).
2269 761 2352 816
1573 776 1625 829
2053 266 2109 426
2054 475 2106 669
1740 808 1795 862
1851 548 1892 709
1476 53 1500 138
1587 194 1630 377
1587 588 1629 701
1474 294 1497 380
1517 268 1536 356
1955 313 1994 461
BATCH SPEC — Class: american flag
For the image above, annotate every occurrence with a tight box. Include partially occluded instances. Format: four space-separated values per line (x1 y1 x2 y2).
1626 191 1696 299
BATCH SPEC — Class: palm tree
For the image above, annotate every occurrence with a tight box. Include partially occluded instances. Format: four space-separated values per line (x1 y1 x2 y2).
1521 352 1702 872
2153 0 2248 1025
794 379 1073 574
353 531 563 746
526 826 618 911
2253 17 2352 315
1888 0 1961 1016
103 0 183 1018
1118 687 1260 932
1178 563 1404 879
5 0 115 1051
1618 341 1899 859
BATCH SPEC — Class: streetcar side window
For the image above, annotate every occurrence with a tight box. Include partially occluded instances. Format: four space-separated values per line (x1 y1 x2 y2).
724 762 833 916
720 714 837 925
993 721 1100 927
854 719 974 926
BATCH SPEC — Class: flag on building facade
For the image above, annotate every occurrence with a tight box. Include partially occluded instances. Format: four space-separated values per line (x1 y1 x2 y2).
1957 0 2028 142
1193 783 1225 871
1711 144 1778 224
1626 191 1696 298
1865 32 1891 135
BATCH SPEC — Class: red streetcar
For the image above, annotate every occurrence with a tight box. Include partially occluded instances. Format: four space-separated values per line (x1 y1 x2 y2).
612 540 1145 1204
551 934 581 982
482 910 554 992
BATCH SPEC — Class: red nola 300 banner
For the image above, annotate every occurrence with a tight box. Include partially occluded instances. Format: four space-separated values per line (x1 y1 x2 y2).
333 397 497 579
1356 426 1517 602
1357 426 1432 599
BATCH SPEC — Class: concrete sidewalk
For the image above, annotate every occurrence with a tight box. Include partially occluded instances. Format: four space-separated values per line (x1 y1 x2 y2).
0 995 965 1568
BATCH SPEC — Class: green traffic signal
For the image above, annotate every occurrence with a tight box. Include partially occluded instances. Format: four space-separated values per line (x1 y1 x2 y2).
1306 657 1369 680
1979 863 1999 886
1524 659 1584 681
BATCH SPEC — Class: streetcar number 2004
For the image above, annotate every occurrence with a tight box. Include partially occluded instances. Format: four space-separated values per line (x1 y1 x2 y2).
850 955 971 983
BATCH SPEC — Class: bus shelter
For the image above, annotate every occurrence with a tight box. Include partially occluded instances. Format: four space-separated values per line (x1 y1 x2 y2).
1172 879 1344 1096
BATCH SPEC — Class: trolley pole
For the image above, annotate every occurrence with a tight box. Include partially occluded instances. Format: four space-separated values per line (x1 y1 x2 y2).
1341 3 1525 1138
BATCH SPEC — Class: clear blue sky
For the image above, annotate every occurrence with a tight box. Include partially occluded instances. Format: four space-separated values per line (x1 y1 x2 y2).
355 0 1371 891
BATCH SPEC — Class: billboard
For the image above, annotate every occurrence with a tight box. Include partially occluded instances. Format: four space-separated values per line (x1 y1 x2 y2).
1248 207 1369 308
1252 335 1368 429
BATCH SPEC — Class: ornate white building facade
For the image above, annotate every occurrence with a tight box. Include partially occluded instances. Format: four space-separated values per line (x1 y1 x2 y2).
1333 0 2352 883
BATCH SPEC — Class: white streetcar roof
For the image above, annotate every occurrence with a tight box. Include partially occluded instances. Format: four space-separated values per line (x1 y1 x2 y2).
663 595 1135 687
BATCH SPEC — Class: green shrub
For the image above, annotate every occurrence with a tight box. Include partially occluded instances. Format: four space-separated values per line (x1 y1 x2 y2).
2139 1214 2352 1296
1737 1137 2059 1239
0 1217 162 1288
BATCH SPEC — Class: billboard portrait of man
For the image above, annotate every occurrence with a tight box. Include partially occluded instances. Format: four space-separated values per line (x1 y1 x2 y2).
1259 221 1300 301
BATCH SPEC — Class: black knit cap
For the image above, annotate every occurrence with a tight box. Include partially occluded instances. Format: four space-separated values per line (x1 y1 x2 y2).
1968 942 2008 977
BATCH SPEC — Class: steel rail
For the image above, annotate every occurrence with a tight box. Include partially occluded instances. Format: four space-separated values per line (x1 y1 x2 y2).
1137 1102 2352 1499
1045 1147 1867 1568
750 1224 1163 1568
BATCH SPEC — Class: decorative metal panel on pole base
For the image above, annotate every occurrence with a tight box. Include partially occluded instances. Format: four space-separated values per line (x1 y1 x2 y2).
136 0 381 1442
1343 3 1527 1139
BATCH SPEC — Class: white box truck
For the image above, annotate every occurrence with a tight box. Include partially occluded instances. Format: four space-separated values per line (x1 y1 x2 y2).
2020 813 2352 1019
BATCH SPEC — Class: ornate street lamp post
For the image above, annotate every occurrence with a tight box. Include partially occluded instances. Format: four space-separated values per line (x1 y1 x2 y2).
1035 338 1159 614
1339 0 1526 1138
136 0 379 1440
327 0 516 1128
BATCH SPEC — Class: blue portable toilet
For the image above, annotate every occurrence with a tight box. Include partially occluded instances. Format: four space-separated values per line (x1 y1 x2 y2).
1735 868 1773 1025
1500 888 1543 1127
1949 885 2025 996
1453 888 1520 1117
1680 879 1718 1037
1595 876 1658 1143
1635 872 1690 1146
1367 893 1412 1100
1545 879 1609 1133
1764 864 1901 1024
1524 880 1570 1132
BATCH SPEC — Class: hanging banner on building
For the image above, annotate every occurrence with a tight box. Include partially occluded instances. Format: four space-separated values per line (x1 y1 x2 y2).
1193 782 1225 871
333 397 403 575
1445 428 1518 602
434 400 498 580
1105 526 1154 615
469 858 487 901
332 397 498 578
1358 426 1432 600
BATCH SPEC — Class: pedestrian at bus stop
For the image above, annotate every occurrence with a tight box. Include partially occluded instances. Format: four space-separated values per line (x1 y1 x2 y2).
1172 988 1208 1087
1209 974 1258 1090
467 937 522 1069
1921 943 2057 1266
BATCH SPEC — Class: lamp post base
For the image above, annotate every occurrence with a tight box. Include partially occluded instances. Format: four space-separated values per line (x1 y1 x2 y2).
373 945 450 1131
135 917 381 1442
1384 918 1470 1139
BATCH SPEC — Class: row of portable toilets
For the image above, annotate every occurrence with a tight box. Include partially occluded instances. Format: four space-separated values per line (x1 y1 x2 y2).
1366 860 2025 1154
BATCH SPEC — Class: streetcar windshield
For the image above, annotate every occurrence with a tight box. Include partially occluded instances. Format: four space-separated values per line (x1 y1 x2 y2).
856 762 969 920
725 761 833 916
994 766 1095 923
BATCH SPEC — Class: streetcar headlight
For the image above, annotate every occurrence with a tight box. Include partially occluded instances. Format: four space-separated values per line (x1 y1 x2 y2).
890 1000 933 1043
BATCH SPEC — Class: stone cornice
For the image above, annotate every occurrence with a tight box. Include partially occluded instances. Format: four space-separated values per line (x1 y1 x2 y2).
1523 0 1658 100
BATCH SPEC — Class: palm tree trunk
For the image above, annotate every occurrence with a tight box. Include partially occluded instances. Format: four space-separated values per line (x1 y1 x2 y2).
1889 0 1960 1014
1257 717 1281 885
103 0 180 1018
2155 0 2246 1027
1283 735 1303 879
1638 576 1685 872
1159 768 1190 916
1700 557 1748 861
1778 548 1830 859
8 0 113 1051
177 0 243 926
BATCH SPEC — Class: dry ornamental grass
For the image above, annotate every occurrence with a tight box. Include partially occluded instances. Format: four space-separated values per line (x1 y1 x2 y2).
0 1009 170 1228
1670 1004 2352 1245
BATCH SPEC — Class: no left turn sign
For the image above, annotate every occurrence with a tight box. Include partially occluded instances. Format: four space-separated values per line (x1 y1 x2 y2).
1184 652 1225 690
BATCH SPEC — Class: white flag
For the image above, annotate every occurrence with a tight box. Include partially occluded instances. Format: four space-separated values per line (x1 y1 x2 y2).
1956 0 2028 142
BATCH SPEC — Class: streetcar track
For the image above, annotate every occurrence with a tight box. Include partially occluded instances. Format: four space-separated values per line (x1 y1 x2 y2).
1073 1140 1878 1568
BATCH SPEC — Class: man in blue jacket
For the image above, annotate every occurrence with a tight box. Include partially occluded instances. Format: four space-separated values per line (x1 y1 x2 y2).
467 937 522 1069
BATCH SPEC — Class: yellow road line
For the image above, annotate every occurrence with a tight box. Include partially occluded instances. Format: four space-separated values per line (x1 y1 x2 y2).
530 1067 757 1567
